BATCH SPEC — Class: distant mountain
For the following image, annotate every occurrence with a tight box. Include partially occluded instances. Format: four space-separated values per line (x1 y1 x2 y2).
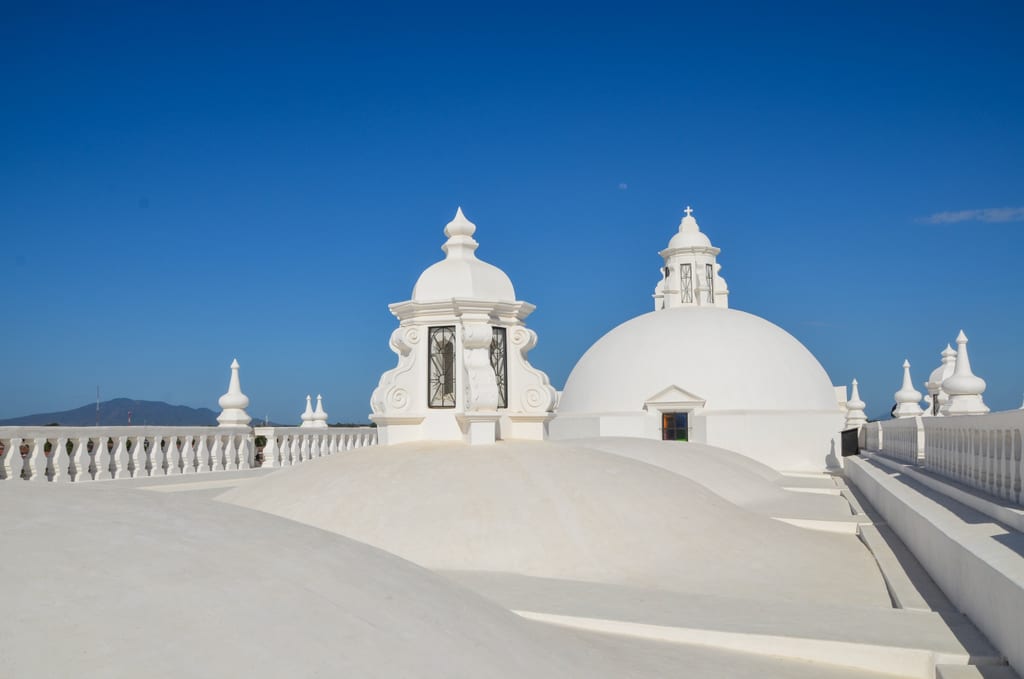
0 398 220 427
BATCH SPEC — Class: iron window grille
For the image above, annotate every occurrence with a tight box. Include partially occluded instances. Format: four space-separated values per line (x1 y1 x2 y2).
680 264 693 303
490 327 508 409
428 326 457 408
706 263 715 302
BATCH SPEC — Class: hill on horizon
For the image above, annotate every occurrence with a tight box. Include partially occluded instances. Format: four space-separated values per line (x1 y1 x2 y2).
0 398 220 427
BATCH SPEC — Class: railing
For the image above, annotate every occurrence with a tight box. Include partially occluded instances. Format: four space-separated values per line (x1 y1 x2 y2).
878 417 923 465
860 411 1024 506
922 412 1023 505
0 425 377 482
254 426 377 467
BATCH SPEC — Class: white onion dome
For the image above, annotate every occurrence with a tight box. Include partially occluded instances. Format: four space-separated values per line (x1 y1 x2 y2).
667 208 713 249
894 360 923 404
926 344 957 391
847 379 866 412
558 307 838 414
411 208 516 302
942 330 986 396
313 394 329 427
217 359 250 410
300 395 314 425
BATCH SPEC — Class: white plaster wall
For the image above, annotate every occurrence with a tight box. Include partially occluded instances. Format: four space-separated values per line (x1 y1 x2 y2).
550 410 842 471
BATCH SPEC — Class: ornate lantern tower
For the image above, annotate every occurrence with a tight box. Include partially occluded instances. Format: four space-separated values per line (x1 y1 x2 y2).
371 208 556 445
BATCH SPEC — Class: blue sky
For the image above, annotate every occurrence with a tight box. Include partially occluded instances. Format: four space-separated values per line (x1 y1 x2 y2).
2 2 1022 423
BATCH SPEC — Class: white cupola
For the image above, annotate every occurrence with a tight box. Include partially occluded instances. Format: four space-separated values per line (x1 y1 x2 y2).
312 394 329 429
371 208 557 446
653 206 729 310
924 344 957 416
893 360 924 418
845 379 868 429
942 330 989 416
299 395 315 428
217 359 252 427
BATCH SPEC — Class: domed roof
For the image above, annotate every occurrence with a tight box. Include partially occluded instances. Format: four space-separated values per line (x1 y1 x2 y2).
666 209 713 249
558 307 839 414
219 440 887 607
412 208 516 302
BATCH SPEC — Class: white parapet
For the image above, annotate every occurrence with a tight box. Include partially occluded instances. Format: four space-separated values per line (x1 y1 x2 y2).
0 424 379 482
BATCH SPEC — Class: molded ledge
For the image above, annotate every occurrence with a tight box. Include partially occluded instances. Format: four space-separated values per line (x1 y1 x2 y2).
845 455 1024 676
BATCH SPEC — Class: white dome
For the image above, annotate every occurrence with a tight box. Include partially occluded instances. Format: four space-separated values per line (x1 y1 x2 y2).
667 228 712 249
411 207 516 302
558 307 839 414
665 210 713 249
412 257 515 302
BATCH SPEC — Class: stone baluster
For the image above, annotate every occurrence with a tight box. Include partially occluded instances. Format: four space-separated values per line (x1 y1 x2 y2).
291 435 301 464
311 435 321 459
27 437 46 481
210 435 224 472
276 434 289 466
150 435 164 476
328 435 338 456
262 434 278 468
131 434 147 477
179 435 194 474
238 435 251 471
111 436 129 479
299 435 311 463
70 437 91 482
224 435 238 471
162 436 177 475
52 437 69 483
196 436 211 473
2 437 23 480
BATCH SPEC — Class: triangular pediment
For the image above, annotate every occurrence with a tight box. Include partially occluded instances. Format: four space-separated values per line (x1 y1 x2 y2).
643 384 706 411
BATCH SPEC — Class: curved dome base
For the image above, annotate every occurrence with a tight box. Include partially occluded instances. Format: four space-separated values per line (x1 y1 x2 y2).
549 409 845 472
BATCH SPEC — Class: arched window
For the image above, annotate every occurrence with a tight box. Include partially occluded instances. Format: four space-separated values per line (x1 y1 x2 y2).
428 326 456 408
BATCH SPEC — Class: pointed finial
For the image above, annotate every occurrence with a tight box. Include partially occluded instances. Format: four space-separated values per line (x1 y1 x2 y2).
312 394 329 428
444 206 477 238
217 358 251 427
441 206 480 259
845 378 867 428
943 330 989 415
300 394 315 427
893 359 923 418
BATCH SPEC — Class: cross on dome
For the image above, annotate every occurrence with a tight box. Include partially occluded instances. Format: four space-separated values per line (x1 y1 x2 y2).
684 206 693 217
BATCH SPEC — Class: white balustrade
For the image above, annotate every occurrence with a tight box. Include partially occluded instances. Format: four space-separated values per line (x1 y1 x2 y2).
868 410 1024 505
921 411 1023 505
0 424 379 484
878 416 924 465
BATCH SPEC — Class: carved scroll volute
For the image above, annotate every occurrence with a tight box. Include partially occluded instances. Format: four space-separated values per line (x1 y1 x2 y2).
371 326 422 414
509 326 557 413
462 323 499 411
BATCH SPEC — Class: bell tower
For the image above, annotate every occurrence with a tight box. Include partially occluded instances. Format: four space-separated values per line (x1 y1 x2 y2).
653 206 729 310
